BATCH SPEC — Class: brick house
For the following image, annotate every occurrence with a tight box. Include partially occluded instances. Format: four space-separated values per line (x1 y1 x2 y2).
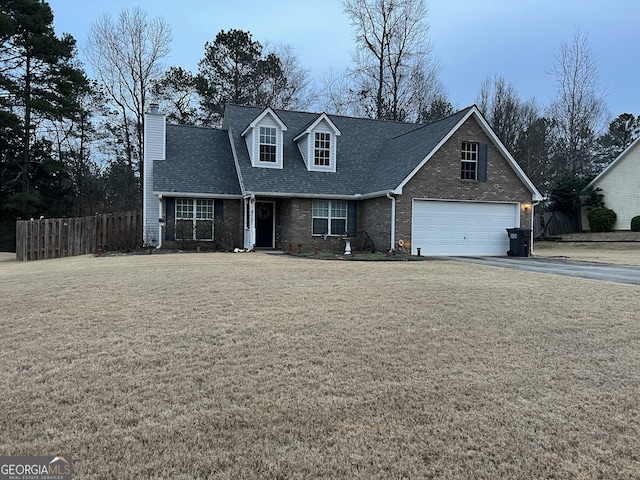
143 104 542 255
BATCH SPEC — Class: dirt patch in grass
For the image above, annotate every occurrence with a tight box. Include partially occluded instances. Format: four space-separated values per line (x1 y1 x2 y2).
1 253 639 478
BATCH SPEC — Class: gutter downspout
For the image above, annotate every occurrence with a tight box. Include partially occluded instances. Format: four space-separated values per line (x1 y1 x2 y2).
530 199 541 256
387 192 396 252
244 194 255 250
157 195 163 249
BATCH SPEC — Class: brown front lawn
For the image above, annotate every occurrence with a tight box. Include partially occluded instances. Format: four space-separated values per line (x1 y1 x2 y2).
0 253 639 479
534 237 640 265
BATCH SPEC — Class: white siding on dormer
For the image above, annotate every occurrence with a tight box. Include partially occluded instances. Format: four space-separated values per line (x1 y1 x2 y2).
248 115 284 169
244 129 253 163
297 135 310 166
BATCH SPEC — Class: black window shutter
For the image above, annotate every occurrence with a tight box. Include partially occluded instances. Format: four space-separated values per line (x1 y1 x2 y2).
214 199 224 220
347 201 357 236
478 143 488 182
165 197 175 241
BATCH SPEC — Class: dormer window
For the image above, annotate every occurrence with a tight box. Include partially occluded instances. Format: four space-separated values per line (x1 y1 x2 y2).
241 107 287 169
294 113 341 172
314 132 331 166
260 127 277 162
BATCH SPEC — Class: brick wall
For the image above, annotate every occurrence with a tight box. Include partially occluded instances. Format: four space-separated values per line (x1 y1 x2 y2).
277 198 367 253
277 198 337 252
360 196 392 252
395 117 533 246
223 199 243 248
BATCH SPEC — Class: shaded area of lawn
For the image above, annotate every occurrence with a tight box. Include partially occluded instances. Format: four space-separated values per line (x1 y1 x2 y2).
292 250 427 261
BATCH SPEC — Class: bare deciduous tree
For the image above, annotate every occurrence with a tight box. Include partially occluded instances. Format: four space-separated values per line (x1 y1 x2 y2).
341 0 442 121
548 28 606 177
320 69 368 117
265 43 316 111
151 66 201 125
477 76 539 154
85 7 171 187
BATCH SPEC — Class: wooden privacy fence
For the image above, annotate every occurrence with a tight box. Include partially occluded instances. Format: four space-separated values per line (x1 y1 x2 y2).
533 211 581 238
15 210 142 261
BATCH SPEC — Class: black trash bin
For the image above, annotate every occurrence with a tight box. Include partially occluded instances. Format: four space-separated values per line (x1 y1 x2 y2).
506 228 531 257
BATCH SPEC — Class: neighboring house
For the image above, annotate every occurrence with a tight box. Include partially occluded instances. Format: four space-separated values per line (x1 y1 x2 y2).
143 104 543 256
581 136 640 231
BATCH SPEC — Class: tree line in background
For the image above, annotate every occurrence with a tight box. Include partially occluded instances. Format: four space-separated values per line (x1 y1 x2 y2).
1 0 639 250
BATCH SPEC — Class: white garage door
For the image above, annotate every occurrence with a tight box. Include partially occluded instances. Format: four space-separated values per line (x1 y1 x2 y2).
411 200 520 256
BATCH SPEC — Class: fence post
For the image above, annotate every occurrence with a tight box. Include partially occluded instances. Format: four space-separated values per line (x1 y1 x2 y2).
16 221 23 261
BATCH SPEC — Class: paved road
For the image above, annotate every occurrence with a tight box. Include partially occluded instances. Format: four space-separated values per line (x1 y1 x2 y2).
449 256 640 286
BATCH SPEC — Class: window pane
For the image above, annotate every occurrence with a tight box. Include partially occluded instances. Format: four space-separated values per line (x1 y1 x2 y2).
312 200 329 217
259 127 276 144
196 199 213 219
175 219 193 240
461 161 477 180
259 127 277 162
313 218 328 235
331 219 346 235
176 199 193 219
460 142 478 180
331 201 347 218
260 144 276 162
195 219 213 240
314 132 331 166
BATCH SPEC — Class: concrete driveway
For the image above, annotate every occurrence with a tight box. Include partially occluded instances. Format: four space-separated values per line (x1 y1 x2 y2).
450 256 640 286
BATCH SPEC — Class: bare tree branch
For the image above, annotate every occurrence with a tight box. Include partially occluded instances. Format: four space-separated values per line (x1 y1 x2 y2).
85 7 171 182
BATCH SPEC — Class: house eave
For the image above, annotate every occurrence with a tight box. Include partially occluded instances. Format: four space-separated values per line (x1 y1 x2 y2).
153 191 244 199
246 190 394 200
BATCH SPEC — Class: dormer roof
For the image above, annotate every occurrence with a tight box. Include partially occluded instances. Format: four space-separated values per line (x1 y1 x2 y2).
293 113 341 141
241 107 287 136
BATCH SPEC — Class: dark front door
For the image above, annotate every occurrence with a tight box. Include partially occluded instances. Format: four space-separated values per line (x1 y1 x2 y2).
255 201 274 248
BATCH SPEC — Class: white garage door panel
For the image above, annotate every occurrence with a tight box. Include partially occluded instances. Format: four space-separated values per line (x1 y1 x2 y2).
412 201 519 256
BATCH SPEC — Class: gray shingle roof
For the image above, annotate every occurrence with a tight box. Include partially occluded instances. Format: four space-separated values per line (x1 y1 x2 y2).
156 105 473 198
154 124 241 196
224 104 472 196
367 108 471 192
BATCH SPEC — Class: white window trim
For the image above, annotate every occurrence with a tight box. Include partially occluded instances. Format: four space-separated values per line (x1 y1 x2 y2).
175 198 214 241
314 132 331 167
312 200 348 236
461 141 478 180
259 126 277 163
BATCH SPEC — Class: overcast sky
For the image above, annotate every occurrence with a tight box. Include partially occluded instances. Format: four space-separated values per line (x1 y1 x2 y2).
47 0 639 122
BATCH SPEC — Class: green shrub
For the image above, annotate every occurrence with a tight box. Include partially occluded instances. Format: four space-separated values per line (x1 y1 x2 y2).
631 216 640 232
587 208 617 232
